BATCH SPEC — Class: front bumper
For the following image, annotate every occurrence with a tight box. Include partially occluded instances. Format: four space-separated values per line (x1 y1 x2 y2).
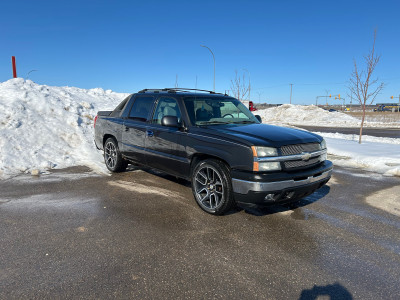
232 160 333 205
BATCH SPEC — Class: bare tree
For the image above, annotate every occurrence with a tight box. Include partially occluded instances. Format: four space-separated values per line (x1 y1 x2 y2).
230 70 249 101
349 30 384 143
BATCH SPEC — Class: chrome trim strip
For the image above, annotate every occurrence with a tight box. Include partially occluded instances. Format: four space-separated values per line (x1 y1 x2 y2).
256 149 326 162
231 169 332 194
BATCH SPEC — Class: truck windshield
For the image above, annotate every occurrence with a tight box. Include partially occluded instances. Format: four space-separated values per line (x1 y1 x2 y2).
183 97 259 126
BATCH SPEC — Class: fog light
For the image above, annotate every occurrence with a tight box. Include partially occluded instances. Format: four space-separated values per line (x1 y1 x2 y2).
264 193 276 201
284 191 295 199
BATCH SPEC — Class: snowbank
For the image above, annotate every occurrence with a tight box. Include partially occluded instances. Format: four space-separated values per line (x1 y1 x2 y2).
0 79 128 178
258 104 400 128
317 133 400 177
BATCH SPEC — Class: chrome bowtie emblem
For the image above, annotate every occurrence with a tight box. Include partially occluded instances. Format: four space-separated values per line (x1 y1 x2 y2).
301 152 311 161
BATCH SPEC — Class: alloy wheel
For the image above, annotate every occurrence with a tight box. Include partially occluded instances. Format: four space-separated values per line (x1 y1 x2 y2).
105 141 117 169
194 165 224 210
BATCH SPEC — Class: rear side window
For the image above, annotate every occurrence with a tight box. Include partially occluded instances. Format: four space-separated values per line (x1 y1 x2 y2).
110 95 131 117
128 96 154 122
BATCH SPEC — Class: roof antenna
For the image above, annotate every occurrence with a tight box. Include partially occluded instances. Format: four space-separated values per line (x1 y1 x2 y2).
175 74 178 88
195 75 198 94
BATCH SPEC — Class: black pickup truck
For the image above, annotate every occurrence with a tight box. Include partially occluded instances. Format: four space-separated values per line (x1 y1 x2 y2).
94 88 332 215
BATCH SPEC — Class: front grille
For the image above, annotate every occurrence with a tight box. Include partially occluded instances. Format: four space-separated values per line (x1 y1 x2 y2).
280 143 320 156
284 157 320 169
281 143 321 170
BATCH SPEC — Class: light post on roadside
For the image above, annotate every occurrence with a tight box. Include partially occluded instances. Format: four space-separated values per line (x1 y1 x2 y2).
316 94 332 107
26 69 38 80
200 45 215 92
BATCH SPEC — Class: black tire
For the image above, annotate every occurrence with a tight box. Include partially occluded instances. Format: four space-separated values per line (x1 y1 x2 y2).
191 159 235 215
104 137 128 172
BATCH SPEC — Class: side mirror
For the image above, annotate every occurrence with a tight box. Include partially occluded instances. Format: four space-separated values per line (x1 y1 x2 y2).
255 115 262 123
161 116 179 127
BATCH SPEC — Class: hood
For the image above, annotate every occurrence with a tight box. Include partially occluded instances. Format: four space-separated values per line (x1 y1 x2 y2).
212 123 322 146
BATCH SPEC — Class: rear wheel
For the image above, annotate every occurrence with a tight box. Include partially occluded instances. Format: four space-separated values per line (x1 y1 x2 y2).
191 159 235 215
104 137 128 172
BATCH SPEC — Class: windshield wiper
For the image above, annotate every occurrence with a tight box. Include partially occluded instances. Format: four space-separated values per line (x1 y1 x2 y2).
232 120 256 124
197 121 230 125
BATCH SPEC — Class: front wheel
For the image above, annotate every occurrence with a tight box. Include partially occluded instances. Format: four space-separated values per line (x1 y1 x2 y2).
104 137 128 172
191 159 235 215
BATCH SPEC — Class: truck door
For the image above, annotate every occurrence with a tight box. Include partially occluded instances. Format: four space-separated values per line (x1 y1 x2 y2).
145 96 189 176
122 95 155 163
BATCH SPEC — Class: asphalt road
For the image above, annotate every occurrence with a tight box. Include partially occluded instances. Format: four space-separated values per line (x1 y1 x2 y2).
1 166 400 299
297 126 400 138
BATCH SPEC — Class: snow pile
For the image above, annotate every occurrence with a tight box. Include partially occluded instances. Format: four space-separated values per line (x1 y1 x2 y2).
0 79 128 178
317 133 400 177
314 132 400 145
258 104 360 127
258 104 400 128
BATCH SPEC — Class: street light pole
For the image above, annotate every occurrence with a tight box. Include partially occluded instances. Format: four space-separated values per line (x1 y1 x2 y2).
200 45 215 92
26 69 38 80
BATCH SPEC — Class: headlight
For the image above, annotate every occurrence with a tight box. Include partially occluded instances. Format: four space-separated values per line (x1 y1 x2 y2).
251 146 281 171
252 146 278 157
320 139 327 150
258 162 281 171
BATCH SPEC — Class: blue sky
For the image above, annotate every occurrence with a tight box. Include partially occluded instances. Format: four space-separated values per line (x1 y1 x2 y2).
1 0 399 104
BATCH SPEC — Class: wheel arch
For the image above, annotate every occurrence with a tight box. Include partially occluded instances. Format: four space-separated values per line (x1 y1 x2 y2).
103 134 116 146
190 153 230 176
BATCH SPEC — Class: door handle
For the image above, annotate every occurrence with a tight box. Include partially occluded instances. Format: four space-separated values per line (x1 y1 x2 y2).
146 130 154 137
124 125 129 132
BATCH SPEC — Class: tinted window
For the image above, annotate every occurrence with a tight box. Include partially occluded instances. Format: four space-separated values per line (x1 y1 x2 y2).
128 96 154 122
152 97 181 124
110 95 132 117
183 97 258 125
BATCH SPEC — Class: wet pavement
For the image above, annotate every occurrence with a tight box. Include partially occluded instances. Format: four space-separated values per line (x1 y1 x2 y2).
1 166 400 299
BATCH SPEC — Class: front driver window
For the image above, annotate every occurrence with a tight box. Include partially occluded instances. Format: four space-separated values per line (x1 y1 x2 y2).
152 97 181 124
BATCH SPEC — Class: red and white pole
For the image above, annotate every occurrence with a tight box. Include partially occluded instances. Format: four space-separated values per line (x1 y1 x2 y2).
12 56 17 78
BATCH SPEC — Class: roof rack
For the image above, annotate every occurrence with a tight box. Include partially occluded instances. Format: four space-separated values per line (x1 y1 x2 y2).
138 88 227 96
